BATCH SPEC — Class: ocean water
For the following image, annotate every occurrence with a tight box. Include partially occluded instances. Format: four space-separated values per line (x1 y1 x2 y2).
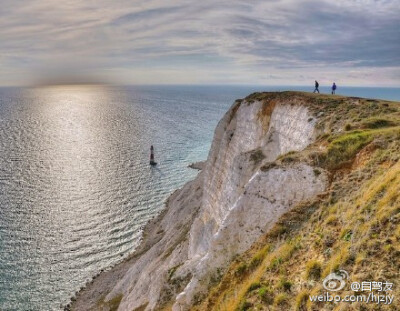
0 85 399 311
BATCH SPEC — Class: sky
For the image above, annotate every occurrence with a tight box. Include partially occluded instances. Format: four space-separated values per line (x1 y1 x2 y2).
1 0 399 86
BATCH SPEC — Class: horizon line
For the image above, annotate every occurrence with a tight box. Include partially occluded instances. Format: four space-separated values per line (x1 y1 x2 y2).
1 83 400 89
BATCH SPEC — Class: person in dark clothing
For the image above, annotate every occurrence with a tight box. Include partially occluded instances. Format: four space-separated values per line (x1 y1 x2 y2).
331 82 337 94
313 80 320 93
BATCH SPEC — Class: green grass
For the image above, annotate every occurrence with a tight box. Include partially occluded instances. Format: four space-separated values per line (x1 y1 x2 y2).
323 130 373 168
361 117 397 129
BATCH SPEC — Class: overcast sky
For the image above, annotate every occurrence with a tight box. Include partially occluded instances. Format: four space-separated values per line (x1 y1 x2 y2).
1 0 399 86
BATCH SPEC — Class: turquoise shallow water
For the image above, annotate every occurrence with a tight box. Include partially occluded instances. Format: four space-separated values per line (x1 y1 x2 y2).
0 85 399 311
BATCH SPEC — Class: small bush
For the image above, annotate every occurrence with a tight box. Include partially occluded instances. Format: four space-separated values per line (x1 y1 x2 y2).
278 278 293 292
325 215 338 225
108 294 123 311
237 300 252 311
247 282 261 292
167 265 180 281
268 257 283 271
341 229 353 241
268 224 287 238
295 290 310 311
362 118 396 129
274 293 289 307
306 260 322 280
250 149 265 165
260 162 277 171
235 263 247 276
258 286 274 305
313 168 321 176
249 245 270 269
281 156 296 163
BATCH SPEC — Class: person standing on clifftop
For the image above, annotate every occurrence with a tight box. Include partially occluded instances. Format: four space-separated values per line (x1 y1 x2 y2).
313 80 320 93
331 82 337 94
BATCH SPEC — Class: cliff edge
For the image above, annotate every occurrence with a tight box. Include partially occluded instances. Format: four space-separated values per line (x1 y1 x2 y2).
71 92 400 311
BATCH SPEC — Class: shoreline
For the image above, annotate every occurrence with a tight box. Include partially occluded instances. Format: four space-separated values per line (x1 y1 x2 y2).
69 173 204 311
66 191 174 310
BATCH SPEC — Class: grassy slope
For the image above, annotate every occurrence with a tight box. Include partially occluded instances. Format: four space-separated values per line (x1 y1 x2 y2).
191 92 400 311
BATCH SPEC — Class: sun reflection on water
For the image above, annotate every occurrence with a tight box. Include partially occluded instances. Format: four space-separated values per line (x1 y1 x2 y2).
0 84 232 310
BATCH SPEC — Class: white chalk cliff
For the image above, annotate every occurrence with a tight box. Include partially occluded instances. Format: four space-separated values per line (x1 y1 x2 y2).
71 92 329 311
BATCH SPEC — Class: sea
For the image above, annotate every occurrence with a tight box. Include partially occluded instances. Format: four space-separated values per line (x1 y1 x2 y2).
0 85 399 311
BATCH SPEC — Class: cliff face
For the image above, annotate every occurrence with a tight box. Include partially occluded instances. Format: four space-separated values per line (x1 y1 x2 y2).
176 99 328 309
190 100 319 257
71 92 400 311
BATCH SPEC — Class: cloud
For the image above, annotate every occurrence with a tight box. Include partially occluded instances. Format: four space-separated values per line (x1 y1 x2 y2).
111 6 184 25
0 0 399 86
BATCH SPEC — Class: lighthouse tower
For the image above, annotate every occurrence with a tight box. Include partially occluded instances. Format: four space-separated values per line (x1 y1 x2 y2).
150 145 157 166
